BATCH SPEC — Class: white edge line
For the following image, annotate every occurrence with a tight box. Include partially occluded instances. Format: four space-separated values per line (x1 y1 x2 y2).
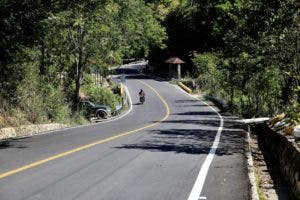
172 85 224 200
25 85 133 139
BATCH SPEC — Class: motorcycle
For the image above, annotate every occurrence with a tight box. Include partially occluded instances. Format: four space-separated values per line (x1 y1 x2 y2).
140 96 145 104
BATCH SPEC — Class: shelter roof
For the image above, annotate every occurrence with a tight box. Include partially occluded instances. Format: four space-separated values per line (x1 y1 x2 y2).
165 57 185 64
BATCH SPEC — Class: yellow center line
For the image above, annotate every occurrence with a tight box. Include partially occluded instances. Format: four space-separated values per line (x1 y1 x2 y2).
0 80 170 180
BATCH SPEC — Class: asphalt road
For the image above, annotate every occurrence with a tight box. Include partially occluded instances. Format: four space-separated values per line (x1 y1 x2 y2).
0 68 250 200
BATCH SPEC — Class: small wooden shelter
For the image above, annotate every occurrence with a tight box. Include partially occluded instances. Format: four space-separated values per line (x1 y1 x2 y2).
165 57 185 80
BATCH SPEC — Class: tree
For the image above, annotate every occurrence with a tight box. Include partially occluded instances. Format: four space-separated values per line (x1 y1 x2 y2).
42 0 167 111
117 0 167 59
168 0 299 117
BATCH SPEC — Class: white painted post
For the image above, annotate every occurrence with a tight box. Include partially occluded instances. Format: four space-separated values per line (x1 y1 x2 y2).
177 64 181 81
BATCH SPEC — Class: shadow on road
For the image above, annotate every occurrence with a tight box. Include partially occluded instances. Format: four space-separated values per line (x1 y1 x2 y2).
174 99 201 103
115 129 215 154
0 137 30 149
173 111 217 116
132 103 143 105
115 114 246 156
159 119 246 130
115 91 247 156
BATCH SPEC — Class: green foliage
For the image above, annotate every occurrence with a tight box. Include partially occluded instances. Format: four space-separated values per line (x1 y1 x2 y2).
71 111 90 125
16 63 46 124
0 0 166 127
181 78 195 90
192 51 284 117
39 0 167 109
117 0 167 58
111 84 121 95
41 84 71 122
192 53 220 76
285 101 300 125
192 53 224 95
1 0 297 124
82 85 121 112
162 0 299 120
13 62 71 124
0 100 28 128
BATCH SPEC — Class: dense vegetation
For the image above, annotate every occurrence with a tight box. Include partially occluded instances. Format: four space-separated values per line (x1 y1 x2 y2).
149 0 299 122
0 0 166 127
0 0 299 127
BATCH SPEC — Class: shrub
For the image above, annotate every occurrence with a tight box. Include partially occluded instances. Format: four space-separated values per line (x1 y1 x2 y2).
181 78 196 90
15 64 72 124
16 66 46 123
82 85 121 111
192 52 224 96
192 51 285 118
0 99 11 128
71 111 90 125
285 101 300 126
9 108 29 127
41 83 71 122
111 84 121 95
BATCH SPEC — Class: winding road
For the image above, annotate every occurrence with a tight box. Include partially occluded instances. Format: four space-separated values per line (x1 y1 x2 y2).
0 66 250 200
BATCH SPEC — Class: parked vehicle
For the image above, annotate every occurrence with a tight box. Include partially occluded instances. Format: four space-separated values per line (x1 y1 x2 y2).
80 101 112 119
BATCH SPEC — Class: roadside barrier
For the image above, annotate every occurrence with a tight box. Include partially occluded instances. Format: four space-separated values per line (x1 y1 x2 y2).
178 81 193 94
252 124 300 198
120 83 125 98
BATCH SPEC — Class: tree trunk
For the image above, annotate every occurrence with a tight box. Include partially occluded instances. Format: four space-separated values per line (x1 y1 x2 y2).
281 77 293 105
39 40 46 75
73 27 85 112
73 52 83 112
74 72 81 112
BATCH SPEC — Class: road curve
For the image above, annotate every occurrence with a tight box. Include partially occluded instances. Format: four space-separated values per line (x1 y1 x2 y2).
0 73 250 200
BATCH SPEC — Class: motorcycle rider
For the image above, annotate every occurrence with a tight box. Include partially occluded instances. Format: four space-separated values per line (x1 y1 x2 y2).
139 89 145 103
